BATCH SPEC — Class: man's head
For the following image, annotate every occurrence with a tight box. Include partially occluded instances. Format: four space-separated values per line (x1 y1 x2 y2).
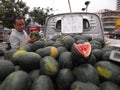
13 16 25 32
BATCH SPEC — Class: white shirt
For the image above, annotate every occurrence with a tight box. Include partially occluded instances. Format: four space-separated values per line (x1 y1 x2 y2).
9 29 29 49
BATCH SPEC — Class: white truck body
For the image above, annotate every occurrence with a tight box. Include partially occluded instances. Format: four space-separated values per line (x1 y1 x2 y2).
44 12 105 40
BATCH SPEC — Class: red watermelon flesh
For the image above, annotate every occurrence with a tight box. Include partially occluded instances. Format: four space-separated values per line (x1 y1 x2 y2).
74 42 91 58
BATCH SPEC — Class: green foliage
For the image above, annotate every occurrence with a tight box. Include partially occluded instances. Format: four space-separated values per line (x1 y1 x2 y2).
29 7 53 25
0 0 53 28
0 0 29 28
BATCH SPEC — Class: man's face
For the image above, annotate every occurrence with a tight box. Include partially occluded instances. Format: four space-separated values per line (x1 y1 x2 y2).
14 19 25 32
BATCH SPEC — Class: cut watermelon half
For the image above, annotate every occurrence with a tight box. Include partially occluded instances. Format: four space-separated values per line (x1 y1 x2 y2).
74 42 91 58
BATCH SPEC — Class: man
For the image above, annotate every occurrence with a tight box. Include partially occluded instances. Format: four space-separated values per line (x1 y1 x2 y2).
9 16 36 49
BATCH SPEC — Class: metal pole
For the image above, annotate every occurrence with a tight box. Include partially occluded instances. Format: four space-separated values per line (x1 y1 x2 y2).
86 5 88 12
68 0 72 13
85 1 90 12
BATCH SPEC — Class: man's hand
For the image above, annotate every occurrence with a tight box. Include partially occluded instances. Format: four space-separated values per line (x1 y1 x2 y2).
25 37 38 44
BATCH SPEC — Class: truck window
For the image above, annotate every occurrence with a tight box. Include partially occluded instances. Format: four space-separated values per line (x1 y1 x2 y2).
55 19 90 32
83 19 90 29
56 20 61 32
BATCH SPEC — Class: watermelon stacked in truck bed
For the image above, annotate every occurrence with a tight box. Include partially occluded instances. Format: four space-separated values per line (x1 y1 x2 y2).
1 34 120 90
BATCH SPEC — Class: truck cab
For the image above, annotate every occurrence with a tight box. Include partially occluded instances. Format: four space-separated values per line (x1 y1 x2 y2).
44 12 104 40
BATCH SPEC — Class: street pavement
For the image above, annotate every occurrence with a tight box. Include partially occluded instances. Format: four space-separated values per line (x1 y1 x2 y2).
105 37 120 48
105 37 120 44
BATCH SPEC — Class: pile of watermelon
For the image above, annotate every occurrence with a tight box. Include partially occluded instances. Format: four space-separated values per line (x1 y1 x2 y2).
0 34 120 90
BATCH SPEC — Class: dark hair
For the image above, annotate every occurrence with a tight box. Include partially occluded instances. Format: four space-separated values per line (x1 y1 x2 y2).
13 16 24 24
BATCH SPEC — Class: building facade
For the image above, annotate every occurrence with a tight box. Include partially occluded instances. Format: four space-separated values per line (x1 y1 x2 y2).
96 0 120 32
117 0 120 10
100 9 120 32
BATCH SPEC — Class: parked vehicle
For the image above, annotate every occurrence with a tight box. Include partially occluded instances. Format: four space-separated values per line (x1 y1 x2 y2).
44 12 104 40
44 12 120 62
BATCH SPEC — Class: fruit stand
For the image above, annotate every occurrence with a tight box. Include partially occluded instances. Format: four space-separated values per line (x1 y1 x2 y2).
1 34 120 90
1 12 120 90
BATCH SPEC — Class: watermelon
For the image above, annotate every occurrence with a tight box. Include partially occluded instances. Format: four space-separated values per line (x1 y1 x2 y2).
102 45 115 53
90 40 102 49
29 69 40 82
82 35 92 41
102 51 111 61
4 49 17 60
52 40 63 48
31 40 45 51
71 42 91 66
99 81 120 90
30 31 40 41
57 46 67 56
75 64 100 85
71 42 91 59
0 60 15 81
58 51 73 69
44 40 54 47
56 68 75 90
0 71 32 90
72 42 91 58
71 81 100 90
36 46 58 58
31 75 54 90
76 39 86 44
18 52 42 71
92 49 103 62
40 56 59 77
87 53 97 66
62 35 75 51
95 61 120 85
12 50 27 65
73 34 87 41
18 44 33 52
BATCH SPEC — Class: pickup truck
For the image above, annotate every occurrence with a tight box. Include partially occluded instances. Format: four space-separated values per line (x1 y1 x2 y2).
44 12 120 62
44 12 104 40
44 12 120 47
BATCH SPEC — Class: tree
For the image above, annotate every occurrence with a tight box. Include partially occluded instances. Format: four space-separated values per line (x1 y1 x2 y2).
0 0 29 28
0 0 53 28
28 7 53 25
